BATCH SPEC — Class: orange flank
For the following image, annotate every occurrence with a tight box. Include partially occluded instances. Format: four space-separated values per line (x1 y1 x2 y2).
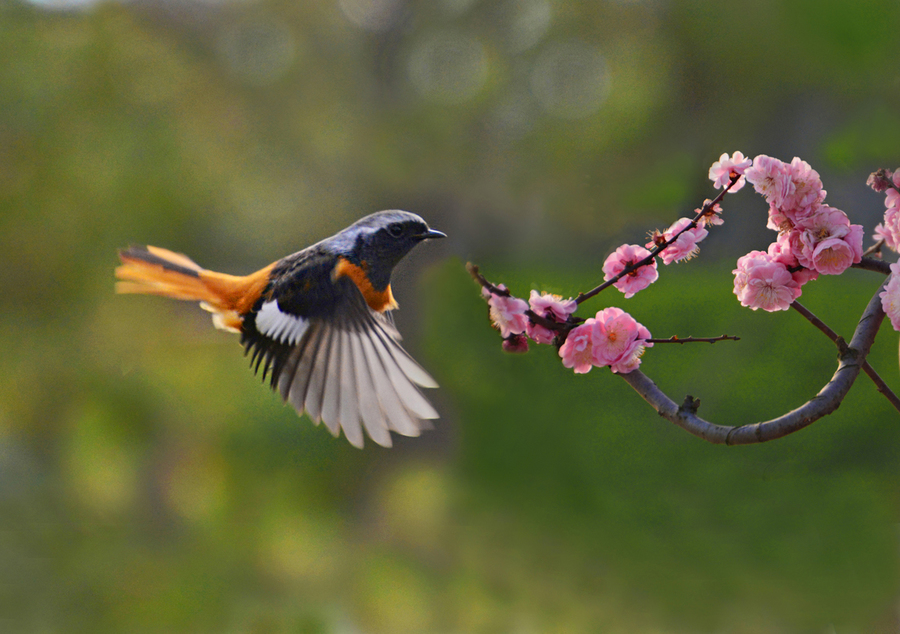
333 257 397 312
115 245 275 332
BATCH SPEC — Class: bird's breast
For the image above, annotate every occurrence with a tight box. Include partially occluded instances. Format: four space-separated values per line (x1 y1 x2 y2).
332 257 397 312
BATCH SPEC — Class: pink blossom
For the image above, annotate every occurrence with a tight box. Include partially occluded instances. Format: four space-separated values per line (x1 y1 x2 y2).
880 191 900 252
766 205 791 232
652 217 708 265
502 333 529 353
733 250 801 312
697 200 724 226
791 267 819 287
887 189 900 211
768 233 819 287
591 307 652 374
559 320 597 374
779 157 825 223
485 285 529 338
602 244 658 298
744 155 794 209
526 290 577 344
794 206 862 275
708 151 752 192
867 169 894 193
767 232 798 268
807 238 858 275
880 262 900 331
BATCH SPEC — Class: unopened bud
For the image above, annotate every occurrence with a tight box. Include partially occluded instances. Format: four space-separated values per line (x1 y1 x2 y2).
867 168 894 193
502 333 529 354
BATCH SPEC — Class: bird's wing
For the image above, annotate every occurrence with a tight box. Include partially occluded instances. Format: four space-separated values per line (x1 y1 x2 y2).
242 274 438 448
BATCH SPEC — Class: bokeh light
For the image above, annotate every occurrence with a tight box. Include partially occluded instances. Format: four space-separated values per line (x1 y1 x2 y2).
338 0 405 32
496 0 552 53
407 30 489 104
217 16 298 86
530 38 609 118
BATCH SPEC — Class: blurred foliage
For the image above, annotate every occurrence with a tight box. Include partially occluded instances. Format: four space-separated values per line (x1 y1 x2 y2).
2 0 900 631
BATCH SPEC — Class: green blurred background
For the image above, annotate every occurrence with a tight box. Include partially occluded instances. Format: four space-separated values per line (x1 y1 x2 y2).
3 0 900 631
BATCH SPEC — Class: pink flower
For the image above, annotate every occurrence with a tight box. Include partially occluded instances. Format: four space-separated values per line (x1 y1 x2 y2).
768 234 819 287
733 250 801 312
652 217 708 265
502 333 530 353
709 151 752 192
767 232 799 268
602 244 658 298
559 320 597 374
879 192 900 252
591 307 652 374
791 267 819 287
485 285 529 338
867 169 894 193
779 157 825 223
807 238 858 275
793 206 862 275
697 200 724 226
745 155 794 209
887 189 900 211
880 262 900 331
526 290 577 344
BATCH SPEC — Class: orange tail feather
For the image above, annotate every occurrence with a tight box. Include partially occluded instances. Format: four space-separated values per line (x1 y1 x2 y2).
115 245 275 332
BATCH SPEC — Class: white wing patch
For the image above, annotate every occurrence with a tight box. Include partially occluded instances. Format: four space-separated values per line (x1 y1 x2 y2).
255 300 310 345
275 313 439 449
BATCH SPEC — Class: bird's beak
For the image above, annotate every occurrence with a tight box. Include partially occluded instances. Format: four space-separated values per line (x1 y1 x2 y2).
419 228 446 240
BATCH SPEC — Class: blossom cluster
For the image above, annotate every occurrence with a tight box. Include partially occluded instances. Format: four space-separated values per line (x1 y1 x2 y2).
727 154 863 312
869 168 900 330
559 307 653 374
479 150 895 375
481 286 652 374
871 169 900 251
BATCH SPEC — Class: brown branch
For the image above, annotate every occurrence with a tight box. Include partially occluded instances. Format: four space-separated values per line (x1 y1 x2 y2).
853 256 891 275
863 239 885 258
618 278 893 444
467 262 571 333
575 175 736 306
467 262 509 296
647 335 740 344
791 301 900 413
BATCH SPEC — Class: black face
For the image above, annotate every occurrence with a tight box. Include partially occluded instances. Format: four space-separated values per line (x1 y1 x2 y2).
384 219 428 241
348 212 444 290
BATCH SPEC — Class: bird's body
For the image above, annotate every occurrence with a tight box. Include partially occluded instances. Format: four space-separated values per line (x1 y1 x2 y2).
115 210 445 448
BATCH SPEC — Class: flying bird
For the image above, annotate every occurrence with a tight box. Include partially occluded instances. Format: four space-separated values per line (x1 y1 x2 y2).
115 210 445 448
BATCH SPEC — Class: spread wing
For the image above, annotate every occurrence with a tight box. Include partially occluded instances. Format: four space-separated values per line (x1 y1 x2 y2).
241 271 438 448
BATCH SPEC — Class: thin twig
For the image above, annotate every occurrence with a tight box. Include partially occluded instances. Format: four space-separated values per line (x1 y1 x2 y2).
467 262 569 332
647 335 740 344
791 300 900 413
619 279 893 443
863 239 885 258
575 175 736 306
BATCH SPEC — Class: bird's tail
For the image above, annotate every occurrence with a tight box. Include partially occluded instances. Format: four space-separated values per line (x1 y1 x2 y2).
115 245 274 332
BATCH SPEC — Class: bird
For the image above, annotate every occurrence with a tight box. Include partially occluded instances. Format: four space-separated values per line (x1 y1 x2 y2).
115 210 446 448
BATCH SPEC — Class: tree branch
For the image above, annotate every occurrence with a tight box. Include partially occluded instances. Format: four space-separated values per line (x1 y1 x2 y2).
791 301 900 413
618 278 892 443
574 177 736 306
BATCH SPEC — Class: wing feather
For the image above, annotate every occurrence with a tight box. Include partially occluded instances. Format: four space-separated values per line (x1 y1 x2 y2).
367 324 440 421
357 333 422 437
337 329 368 448
348 330 394 446
247 277 438 448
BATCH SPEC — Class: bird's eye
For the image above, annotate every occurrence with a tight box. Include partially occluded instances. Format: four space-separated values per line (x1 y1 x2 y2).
387 223 405 238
